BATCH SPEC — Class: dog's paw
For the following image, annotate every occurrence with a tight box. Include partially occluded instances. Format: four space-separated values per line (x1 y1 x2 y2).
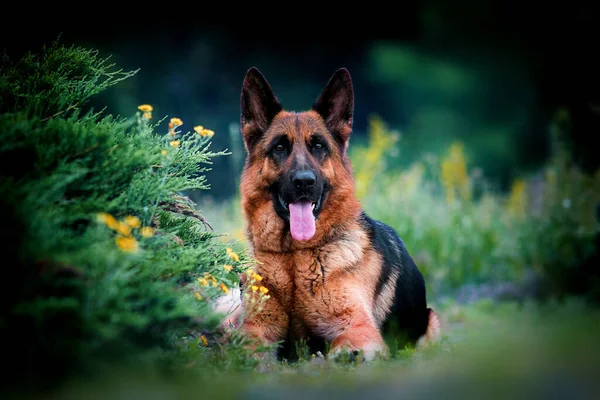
329 342 387 363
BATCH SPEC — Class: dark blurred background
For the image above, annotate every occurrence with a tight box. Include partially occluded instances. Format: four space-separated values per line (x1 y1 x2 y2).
3 1 599 200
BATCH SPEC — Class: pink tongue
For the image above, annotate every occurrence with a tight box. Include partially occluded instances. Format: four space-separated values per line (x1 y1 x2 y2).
288 201 316 241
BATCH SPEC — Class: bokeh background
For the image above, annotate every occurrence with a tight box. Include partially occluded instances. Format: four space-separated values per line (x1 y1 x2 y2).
4 1 597 298
7 1 598 199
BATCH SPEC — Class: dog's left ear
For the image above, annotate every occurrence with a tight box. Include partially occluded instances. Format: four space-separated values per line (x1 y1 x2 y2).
313 68 354 151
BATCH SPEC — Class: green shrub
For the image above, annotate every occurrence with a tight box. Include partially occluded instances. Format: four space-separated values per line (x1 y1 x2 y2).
0 40 251 391
517 110 600 301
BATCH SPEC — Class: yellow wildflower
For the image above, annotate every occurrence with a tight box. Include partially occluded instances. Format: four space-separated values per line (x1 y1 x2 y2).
440 141 471 205
259 286 269 294
170 117 183 127
196 128 214 138
138 104 153 112
198 277 208 286
161 150 167 156
194 292 202 300
140 226 154 238
220 283 229 294
143 112 152 119
251 285 258 292
226 247 240 261
200 335 208 346
96 212 119 230
224 264 233 272
116 222 132 236
507 178 527 218
193 125 204 134
124 215 141 229
170 140 180 147
211 277 218 287
115 235 138 253
253 273 263 282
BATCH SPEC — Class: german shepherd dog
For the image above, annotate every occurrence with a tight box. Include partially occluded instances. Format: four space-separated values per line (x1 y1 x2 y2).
227 67 440 361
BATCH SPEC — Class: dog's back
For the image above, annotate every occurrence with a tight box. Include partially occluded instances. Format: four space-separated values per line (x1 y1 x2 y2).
360 213 439 346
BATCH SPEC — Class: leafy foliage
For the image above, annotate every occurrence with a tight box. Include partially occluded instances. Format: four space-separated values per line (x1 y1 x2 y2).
0 40 249 391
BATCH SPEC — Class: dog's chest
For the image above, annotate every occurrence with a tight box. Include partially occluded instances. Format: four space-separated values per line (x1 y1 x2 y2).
255 236 366 314
255 250 326 307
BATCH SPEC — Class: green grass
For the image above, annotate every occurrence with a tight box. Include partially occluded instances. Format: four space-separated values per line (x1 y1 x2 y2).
42 298 600 400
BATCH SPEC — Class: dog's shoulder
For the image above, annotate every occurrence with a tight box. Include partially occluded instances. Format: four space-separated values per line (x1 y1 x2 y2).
358 211 424 285
358 211 407 266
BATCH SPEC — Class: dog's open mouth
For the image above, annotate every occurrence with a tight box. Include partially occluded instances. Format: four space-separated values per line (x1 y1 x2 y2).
277 193 323 242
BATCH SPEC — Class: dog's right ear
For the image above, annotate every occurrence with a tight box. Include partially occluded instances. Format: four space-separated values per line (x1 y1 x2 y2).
240 67 282 150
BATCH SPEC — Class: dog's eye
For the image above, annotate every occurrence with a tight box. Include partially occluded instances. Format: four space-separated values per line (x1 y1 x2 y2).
275 144 285 152
312 143 323 150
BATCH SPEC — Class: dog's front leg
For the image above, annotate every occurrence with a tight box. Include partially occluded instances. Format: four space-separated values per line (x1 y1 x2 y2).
330 317 387 361
323 293 387 361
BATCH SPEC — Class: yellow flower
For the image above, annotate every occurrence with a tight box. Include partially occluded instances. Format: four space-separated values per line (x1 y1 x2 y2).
220 283 229 294
138 104 153 112
251 285 258 292
211 277 218 287
170 117 183 127
354 116 394 200
253 273 263 282
440 141 471 205
507 178 527 218
259 286 269 294
96 212 120 230
115 235 138 253
116 222 132 236
224 264 233 272
226 247 240 261
197 277 208 286
140 226 154 238
194 292 202 300
193 126 215 138
170 140 180 147
200 335 208 346
124 215 141 229
196 128 215 138
161 150 167 156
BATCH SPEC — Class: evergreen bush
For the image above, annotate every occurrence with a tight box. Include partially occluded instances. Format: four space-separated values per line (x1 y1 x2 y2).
0 40 247 391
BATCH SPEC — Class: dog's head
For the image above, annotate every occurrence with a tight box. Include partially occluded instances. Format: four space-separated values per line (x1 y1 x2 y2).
239 67 355 242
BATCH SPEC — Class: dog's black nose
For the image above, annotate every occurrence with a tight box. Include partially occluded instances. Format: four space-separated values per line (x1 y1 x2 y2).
293 170 316 189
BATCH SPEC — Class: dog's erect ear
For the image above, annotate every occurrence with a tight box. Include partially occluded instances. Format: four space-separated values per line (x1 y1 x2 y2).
312 68 354 151
240 67 282 149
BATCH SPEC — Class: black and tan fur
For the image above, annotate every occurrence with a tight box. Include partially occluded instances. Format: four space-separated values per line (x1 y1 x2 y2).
219 67 440 361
